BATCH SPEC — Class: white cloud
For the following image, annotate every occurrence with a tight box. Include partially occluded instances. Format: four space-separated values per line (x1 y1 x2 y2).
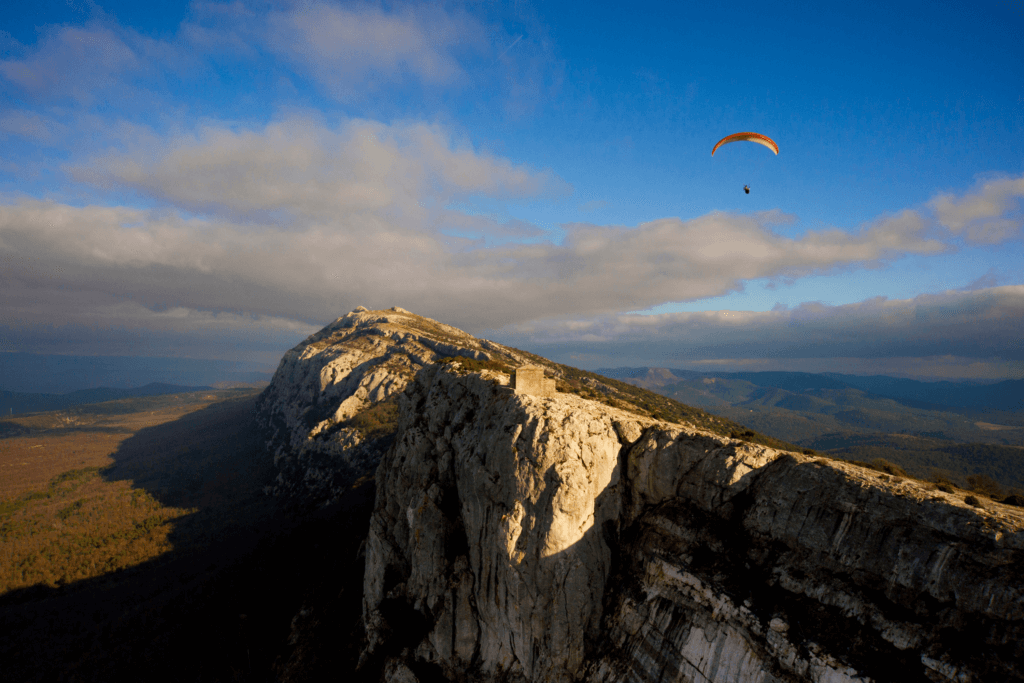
263 2 483 99
7 145 1020 339
0 193 962 337
438 212 547 241
4 112 1024 372
174 0 491 102
0 24 138 103
0 2 486 110
68 117 564 221
931 175 1024 244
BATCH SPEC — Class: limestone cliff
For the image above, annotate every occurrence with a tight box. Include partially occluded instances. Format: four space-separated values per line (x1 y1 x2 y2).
362 364 1023 683
254 307 517 505
254 306 706 506
260 308 1024 682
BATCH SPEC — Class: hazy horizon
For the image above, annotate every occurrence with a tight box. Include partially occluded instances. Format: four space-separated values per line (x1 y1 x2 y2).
2 347 1017 396
0 350 273 394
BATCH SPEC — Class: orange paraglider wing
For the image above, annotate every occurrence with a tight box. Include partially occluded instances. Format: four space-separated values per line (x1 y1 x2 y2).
711 132 779 156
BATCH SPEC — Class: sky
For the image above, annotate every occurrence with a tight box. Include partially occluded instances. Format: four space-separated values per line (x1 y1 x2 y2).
1 0 1022 382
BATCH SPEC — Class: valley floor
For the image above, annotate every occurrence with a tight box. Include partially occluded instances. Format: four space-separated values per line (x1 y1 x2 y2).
0 392 371 682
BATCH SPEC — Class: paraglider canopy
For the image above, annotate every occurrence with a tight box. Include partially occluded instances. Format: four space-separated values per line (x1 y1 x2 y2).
712 132 779 156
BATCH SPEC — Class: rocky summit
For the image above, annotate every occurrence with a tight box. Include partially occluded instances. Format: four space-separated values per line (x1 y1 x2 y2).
256 307 1024 683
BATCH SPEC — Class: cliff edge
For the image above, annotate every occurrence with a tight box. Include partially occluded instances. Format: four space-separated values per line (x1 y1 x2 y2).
258 308 1024 682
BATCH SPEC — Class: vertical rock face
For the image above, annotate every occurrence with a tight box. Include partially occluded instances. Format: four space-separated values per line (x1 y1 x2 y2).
363 364 654 683
363 365 1024 683
590 441 1024 683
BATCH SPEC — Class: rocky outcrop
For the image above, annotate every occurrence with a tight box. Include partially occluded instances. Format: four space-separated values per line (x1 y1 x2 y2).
589 441 1024 683
254 307 524 506
362 363 1024 683
258 307 1023 682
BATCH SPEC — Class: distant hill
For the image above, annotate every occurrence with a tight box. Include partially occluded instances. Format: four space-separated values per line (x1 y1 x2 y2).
597 367 1024 413
822 373 1024 412
595 366 1024 490
0 383 215 416
0 352 274 394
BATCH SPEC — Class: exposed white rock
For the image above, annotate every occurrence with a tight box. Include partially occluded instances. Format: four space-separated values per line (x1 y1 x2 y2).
254 306 519 505
257 307 1024 682
363 364 651 682
361 365 1024 683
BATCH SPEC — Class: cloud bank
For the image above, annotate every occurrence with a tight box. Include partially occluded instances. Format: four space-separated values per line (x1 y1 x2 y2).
1 110 1022 369
508 287 1024 380
501 286 1024 360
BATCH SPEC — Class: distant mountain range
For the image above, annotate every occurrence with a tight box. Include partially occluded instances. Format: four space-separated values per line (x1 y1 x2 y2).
596 367 1024 414
0 352 274 394
0 383 215 416
595 367 1024 488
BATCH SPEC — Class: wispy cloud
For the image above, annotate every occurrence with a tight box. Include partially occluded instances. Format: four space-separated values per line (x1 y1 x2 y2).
262 2 484 99
0 21 151 105
0 110 65 142
930 175 1024 244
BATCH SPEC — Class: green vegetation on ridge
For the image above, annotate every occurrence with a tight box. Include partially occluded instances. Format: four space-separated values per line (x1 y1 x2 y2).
438 353 815 456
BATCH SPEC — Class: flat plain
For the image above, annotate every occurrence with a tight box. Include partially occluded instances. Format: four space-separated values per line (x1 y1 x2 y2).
0 390 268 594
0 389 375 683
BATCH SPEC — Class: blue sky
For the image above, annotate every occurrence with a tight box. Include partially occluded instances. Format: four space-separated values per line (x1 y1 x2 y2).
1 0 1022 380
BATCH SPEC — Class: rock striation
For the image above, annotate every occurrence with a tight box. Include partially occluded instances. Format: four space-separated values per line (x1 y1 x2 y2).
259 308 1024 682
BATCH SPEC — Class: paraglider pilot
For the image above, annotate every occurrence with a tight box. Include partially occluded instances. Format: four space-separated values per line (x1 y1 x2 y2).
744 185 750 194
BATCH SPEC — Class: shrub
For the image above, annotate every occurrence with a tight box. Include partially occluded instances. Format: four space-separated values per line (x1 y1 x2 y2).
341 399 400 441
1002 494 1024 508
965 474 1004 499
870 458 907 477
437 356 514 377
964 495 982 508
930 469 958 491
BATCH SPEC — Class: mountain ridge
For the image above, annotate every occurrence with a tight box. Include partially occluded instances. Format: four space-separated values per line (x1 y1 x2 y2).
254 307 1024 682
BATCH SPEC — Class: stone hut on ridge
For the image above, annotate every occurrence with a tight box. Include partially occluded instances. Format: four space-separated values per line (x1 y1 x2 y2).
515 365 557 397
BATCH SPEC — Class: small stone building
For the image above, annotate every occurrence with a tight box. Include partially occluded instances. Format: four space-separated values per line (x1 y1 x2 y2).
515 365 557 397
